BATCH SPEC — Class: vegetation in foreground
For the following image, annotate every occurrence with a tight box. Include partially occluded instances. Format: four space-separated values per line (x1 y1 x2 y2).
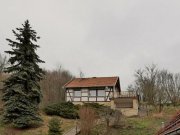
107 116 165 135
43 102 79 119
91 105 180 135
0 113 75 135
48 117 63 135
0 103 179 135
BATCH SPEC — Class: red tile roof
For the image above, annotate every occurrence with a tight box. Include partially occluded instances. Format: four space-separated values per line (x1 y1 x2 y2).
64 77 120 88
157 111 180 135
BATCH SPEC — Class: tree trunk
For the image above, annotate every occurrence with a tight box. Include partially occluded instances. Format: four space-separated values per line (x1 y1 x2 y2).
159 104 163 113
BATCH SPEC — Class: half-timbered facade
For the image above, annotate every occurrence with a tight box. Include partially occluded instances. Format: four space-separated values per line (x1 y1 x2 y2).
63 77 121 103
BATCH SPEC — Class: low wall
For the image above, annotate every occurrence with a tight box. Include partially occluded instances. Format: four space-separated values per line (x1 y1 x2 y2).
72 101 111 106
111 98 139 117
119 108 138 117
72 99 139 117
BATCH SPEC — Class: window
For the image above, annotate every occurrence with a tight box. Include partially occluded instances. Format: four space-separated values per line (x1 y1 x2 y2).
74 90 81 97
81 89 88 96
97 90 105 96
89 90 96 97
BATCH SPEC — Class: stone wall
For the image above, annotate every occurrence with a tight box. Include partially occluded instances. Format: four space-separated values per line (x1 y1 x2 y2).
72 101 111 106
111 98 138 117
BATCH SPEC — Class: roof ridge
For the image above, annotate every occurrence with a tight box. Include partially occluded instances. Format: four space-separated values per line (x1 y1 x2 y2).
63 76 120 88
74 76 118 79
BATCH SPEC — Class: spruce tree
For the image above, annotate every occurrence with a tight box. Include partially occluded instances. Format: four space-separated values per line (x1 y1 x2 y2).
48 118 63 135
2 20 44 128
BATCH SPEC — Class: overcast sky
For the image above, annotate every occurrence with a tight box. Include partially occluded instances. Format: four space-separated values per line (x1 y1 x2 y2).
1 0 180 90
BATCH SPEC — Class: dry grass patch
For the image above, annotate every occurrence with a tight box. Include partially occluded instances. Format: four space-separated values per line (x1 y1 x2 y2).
0 113 75 135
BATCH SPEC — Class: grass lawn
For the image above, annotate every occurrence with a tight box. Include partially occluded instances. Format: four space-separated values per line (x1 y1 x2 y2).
0 113 75 135
0 106 179 135
110 116 166 135
91 116 166 135
109 106 180 135
90 105 180 135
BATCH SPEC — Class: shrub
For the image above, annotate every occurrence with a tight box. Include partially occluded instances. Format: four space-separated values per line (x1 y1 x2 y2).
83 103 106 115
83 103 104 110
112 110 124 128
48 117 63 135
44 102 79 119
0 108 3 115
79 107 97 135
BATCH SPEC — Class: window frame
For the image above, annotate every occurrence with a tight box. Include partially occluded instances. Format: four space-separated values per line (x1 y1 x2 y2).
74 89 81 97
89 89 97 97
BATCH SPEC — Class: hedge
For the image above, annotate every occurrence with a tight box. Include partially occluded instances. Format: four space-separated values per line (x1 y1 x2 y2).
44 102 79 119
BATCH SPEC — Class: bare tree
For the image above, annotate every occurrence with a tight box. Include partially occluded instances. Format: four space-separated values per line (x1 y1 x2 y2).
0 53 7 74
79 107 96 135
164 73 180 106
0 53 8 110
40 66 73 107
172 73 180 105
129 64 180 112
134 64 158 106
155 70 170 112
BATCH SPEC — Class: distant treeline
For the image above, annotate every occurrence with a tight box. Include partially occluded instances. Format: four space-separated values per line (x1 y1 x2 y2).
40 67 74 107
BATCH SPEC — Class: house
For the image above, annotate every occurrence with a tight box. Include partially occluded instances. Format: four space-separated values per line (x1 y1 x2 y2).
63 77 121 105
63 76 139 116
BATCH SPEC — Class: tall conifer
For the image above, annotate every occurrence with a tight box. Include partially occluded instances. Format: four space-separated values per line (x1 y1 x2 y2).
2 20 44 128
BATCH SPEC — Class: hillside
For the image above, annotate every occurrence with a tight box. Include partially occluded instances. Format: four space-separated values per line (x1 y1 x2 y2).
0 106 179 135
91 106 180 135
0 113 75 135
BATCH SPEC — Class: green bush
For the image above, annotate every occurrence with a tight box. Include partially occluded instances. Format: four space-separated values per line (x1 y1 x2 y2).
0 108 3 115
83 103 105 109
48 117 63 135
83 103 110 116
44 102 79 119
